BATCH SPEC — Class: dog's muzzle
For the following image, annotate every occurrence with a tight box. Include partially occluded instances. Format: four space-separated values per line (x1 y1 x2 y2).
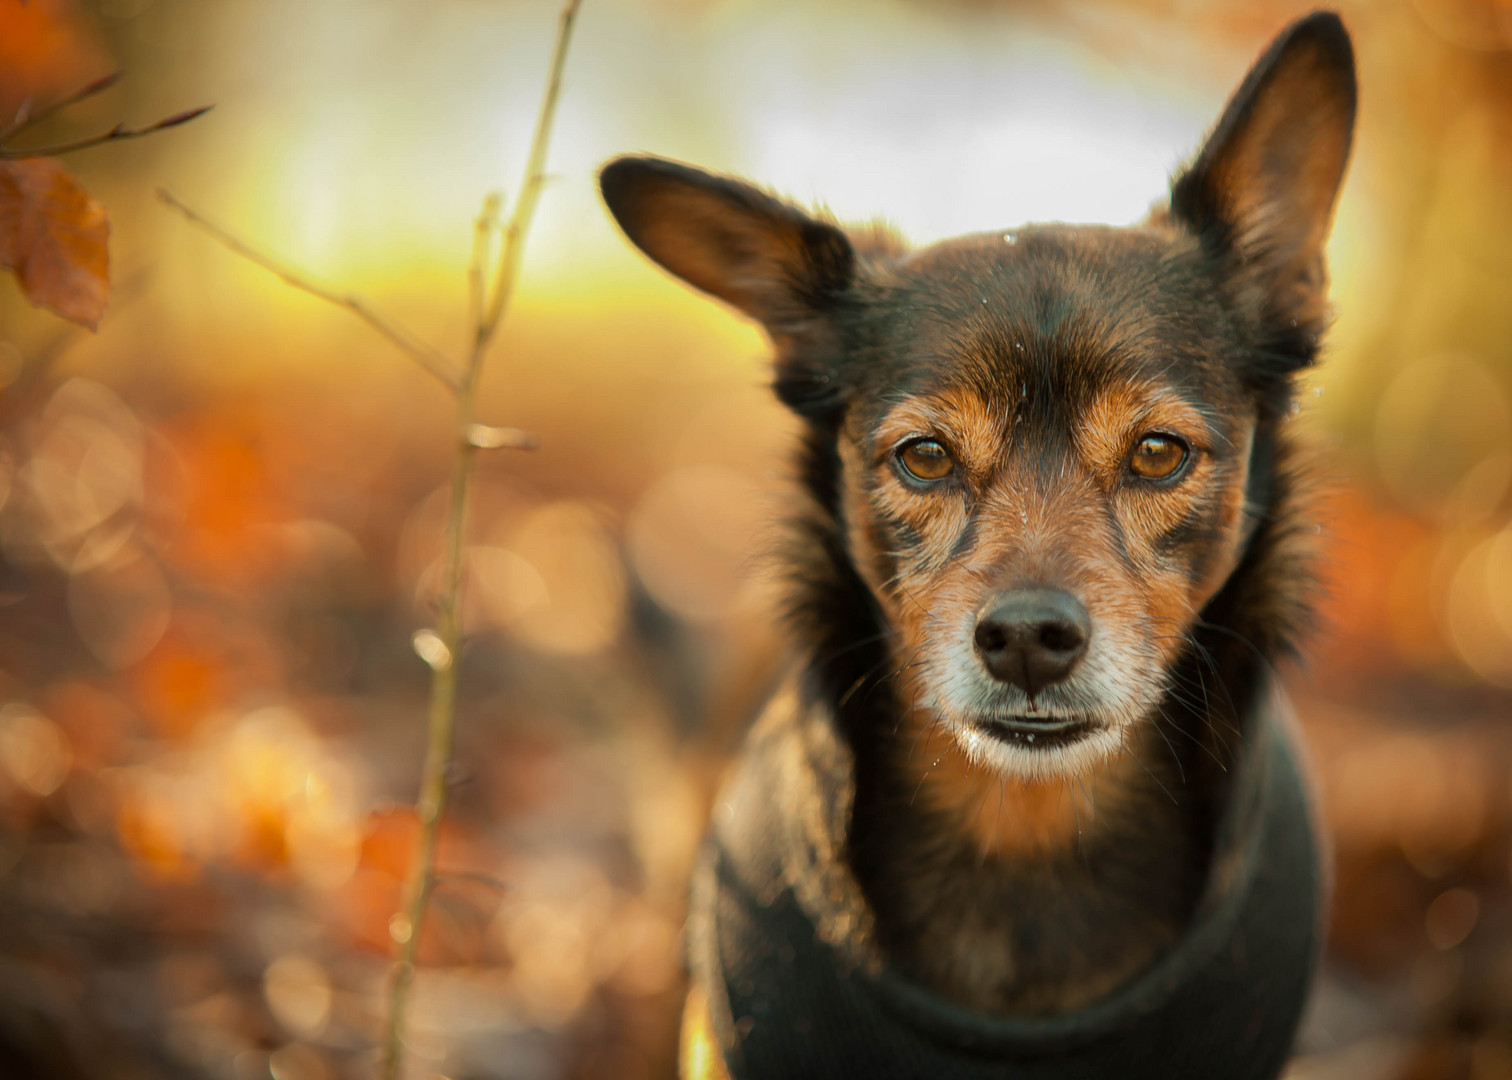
973 587 1090 696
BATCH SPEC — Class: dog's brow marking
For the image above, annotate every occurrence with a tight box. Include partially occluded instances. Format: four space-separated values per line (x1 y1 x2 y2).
875 388 1005 479
1076 383 1212 484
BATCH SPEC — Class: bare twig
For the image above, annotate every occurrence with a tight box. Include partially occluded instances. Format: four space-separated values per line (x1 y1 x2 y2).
472 0 583 379
379 3 581 1078
153 6 577 1073
157 189 462 391
1 71 123 141
0 105 213 159
468 192 503 334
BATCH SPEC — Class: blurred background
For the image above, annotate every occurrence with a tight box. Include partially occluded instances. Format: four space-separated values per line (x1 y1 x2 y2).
1 0 1511 1077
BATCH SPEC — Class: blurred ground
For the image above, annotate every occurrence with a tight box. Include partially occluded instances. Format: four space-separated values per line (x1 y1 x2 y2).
3 0 1512 1078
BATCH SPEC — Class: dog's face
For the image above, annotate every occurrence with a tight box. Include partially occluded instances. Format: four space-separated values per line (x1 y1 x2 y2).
829 226 1263 776
602 14 1355 779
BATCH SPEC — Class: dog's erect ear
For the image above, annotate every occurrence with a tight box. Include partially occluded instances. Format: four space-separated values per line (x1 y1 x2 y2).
600 156 856 413
599 156 854 325
1170 12 1356 336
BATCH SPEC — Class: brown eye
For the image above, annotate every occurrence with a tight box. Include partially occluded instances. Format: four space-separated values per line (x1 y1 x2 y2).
1129 434 1189 480
898 439 955 482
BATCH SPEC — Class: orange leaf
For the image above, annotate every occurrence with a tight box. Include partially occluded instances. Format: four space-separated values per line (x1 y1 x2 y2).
0 156 109 329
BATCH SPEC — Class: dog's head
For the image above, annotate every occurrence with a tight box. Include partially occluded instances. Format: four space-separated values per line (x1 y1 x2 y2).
601 13 1355 779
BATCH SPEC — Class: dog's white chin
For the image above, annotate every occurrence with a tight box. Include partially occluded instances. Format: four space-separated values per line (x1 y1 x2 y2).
951 721 1127 781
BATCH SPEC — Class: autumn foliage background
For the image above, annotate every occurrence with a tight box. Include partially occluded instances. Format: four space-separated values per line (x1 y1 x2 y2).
2 1 1512 1078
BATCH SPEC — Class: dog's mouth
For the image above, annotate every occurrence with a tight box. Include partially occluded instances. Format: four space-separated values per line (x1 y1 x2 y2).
972 715 1097 750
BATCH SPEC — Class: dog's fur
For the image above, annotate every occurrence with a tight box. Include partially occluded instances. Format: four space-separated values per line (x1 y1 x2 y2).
601 11 1354 1075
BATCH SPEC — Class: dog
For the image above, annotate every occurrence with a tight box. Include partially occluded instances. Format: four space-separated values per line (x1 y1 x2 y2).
601 11 1354 1079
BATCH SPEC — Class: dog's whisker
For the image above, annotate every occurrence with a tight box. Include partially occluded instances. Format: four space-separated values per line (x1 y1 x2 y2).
908 717 952 807
1183 635 1245 743
1130 748 1179 808
994 776 1006 860
861 647 928 713
815 628 899 670
1147 712 1187 784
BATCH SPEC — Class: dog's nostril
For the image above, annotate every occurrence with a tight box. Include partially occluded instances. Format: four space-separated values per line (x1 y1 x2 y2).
974 588 1091 696
974 622 1007 654
1037 622 1084 655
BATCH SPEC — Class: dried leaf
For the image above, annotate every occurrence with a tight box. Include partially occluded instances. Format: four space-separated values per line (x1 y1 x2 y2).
0 156 109 329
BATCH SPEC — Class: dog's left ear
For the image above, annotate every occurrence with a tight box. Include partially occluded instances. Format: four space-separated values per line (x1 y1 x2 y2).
1170 12 1356 346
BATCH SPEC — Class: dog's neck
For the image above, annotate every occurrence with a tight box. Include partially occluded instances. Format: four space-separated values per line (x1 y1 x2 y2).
839 668 1217 1015
785 419 1303 1017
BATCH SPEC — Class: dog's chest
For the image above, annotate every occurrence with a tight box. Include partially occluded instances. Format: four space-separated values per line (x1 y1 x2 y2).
862 786 1207 1015
687 681 1321 1080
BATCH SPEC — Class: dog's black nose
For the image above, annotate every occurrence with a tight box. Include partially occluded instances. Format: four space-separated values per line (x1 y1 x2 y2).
973 588 1090 695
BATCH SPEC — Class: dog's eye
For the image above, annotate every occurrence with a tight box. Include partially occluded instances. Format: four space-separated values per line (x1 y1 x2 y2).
898 439 955 482
1129 434 1189 480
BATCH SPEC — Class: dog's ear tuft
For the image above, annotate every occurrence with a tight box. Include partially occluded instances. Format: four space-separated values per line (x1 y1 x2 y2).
599 155 855 328
1170 12 1356 347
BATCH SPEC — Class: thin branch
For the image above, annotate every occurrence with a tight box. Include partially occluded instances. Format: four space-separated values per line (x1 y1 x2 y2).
155 10 577 1078
467 192 502 334
0 105 213 159
1 71 123 141
470 0 583 379
379 3 580 1078
157 189 462 391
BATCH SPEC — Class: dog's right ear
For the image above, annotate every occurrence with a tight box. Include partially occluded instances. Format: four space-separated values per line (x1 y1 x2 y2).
600 156 856 414
599 156 854 325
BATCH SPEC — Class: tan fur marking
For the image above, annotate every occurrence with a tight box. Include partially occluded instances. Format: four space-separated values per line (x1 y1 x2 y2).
906 707 1086 856
845 369 1257 799
1071 382 1257 667
842 406 972 608
1076 384 1214 489
935 386 1009 479
874 388 1007 483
